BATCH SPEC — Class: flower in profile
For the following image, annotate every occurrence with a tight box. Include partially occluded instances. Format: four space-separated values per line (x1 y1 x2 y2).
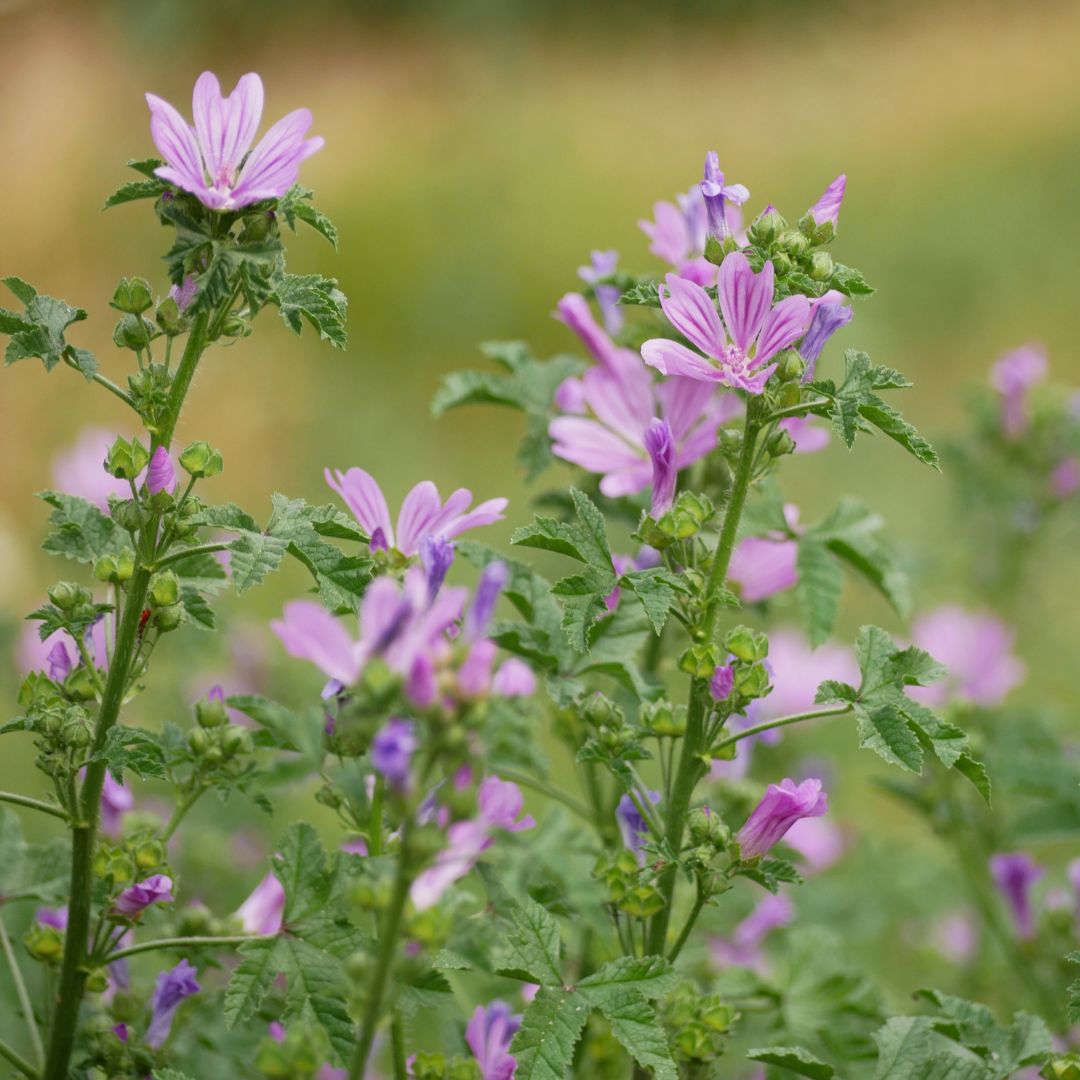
710 892 793 972
100 773 134 838
643 418 677 516
990 344 1047 440
325 467 506 558
799 293 853 381
989 852 1044 940
577 249 623 336
616 790 661 860
641 258 811 393
727 505 800 604
146 959 200 1048
700 151 750 243
908 606 1026 708
235 871 285 935
46 640 73 682
146 71 323 211
146 446 177 495
737 778 827 859
1051 456 1080 499
466 1000 521 1080
549 345 734 499
51 427 132 511
113 874 173 917
466 561 508 641
371 718 417 791
808 174 847 228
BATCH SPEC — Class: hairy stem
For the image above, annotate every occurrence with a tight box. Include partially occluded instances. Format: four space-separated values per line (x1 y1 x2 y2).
63 352 137 411
152 541 229 571
155 311 209 450
667 879 708 963
709 704 853 755
160 782 208 844
0 792 67 822
0 914 44 1068
390 1012 407 1080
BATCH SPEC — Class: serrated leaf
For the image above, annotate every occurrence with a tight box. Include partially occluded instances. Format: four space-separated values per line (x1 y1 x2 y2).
577 955 678 1002
854 703 924 773
859 396 940 469
104 177 170 209
93 726 167 782
274 822 330 925
494 894 563 986
2 279 89 375
746 1046 836 1079
621 567 687 635
224 936 282 1027
179 585 216 630
38 490 123 564
510 987 591 1080
271 268 348 349
590 988 677 1080
795 539 843 647
277 184 339 247
227 532 289 592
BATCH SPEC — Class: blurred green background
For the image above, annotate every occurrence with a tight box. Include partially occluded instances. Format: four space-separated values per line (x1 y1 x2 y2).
2 0 1080 1051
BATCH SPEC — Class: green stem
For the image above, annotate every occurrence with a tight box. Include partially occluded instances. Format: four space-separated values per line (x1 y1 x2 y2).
497 768 594 825
71 635 105 698
0 1037 38 1080
349 845 412 1080
390 1012 407 1080
0 914 44 1068
646 413 760 958
155 311 209 450
710 705 853 755
63 353 137 411
151 541 228 572
368 778 385 857
102 934 267 965
160 782 207 844
0 792 67 822
763 398 831 423
667 880 708 963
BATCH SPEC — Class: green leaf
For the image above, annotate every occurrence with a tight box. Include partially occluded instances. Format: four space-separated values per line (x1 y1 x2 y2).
795 540 843 647
37 491 123 564
733 855 804 894
494 894 563 986
93 726 167 782
858 396 940 469
188 502 262 533
577 955 679 1002
551 568 617 654
829 263 875 297
510 987 591 1080
2 278 91 376
224 936 281 1027
227 532 289 593
618 281 661 307
179 585 216 630
589 988 677 1080
274 822 331 925
271 268 348 349
855 702 924 773
0 808 24 889
513 488 613 567
277 184 339 247
227 694 324 764
104 177 170 210
620 567 688 635
278 935 355 1064
746 1046 836 1079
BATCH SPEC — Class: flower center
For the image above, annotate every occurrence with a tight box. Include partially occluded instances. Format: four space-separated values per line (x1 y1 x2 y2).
721 344 750 373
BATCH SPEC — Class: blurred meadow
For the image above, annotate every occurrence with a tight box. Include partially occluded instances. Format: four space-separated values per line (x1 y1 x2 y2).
2 0 1080 1043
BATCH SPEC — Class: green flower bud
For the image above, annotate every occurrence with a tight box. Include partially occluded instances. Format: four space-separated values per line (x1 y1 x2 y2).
679 643 720 679
315 783 343 809
619 884 666 919
776 350 805 383
778 381 804 410
48 581 82 610
220 315 250 338
115 548 136 582
64 667 98 703
1046 1057 1080 1080
110 277 153 315
749 210 786 246
23 922 64 962
178 440 224 479
149 571 180 608
583 693 623 729
770 251 793 275
153 604 182 633
93 554 120 583
734 660 771 699
113 313 156 351
809 251 834 281
176 902 213 936
221 725 252 758
195 698 228 729
766 429 797 458
155 296 183 336
106 436 150 481
688 807 729 847
111 499 150 532
127 368 154 397
85 967 110 993
798 212 836 246
723 625 768 663
133 840 165 870
187 727 209 755
779 229 810 257
641 699 686 737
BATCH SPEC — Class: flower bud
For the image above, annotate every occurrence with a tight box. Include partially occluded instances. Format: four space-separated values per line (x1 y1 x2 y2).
146 446 177 496
809 252 834 281
749 210 786 246
149 571 180 608
178 440 224 479
619 884 666 919
734 661 771 700
134 840 166 870
195 698 228 729
221 725 252 758
688 806 729 847
93 554 120 583
176 902 213 937
48 581 82 610
770 251 793 275
679 643 721 679
152 605 183 633
776 351 806 383
155 296 183 336
62 718 91 748
583 693 624 729
106 437 150 481
64 667 98 703
110 277 153 315
85 967 110 993
113 313 155 351
766 429 797 458
23 922 64 962
315 783 342 809
220 315 250 338
187 727 209 755
723 626 769 663
1045 1057 1080 1080
111 499 150 532
778 229 810 257
640 699 686 737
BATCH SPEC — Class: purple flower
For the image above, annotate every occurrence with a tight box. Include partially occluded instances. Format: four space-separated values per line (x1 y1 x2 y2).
639 197 701 267
235 871 285 935
146 72 323 211
458 639 497 698
711 892 793 972
727 505 801 603
908 606 1026 708
616 790 661 858
46 640 73 682
36 906 68 930
101 773 134 838
467 561 509 640
466 1000 521 1080
478 776 536 832
420 535 456 603
700 151 750 243
737 778 828 860
168 275 198 313
782 816 846 873
492 658 537 698
990 852 1044 940
555 292 638 375
145 959 200 1048
808 174 846 228
146 446 177 495
371 718 417 791
112 1023 128 1043
710 664 734 702
991 344 1047 440
549 344 735 499
778 416 830 454
326 467 506 559
1051 457 1080 499
51 427 133 511
113 874 173 917
641 258 812 393
799 296 853 379
577 249 623 336
643 418 677 516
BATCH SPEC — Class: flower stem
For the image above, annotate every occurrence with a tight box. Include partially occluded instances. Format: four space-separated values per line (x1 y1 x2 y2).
0 792 67 822
151 541 229 572
646 412 760 958
63 352 137 411
0 914 44 1068
666 879 708 963
390 1012 407 1080
496 768 595 825
156 311 209 450
102 934 268 965
0 1037 38 1080
159 782 208 844
709 704 853 755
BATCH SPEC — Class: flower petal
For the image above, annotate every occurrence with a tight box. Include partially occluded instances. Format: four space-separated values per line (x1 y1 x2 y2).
550 416 643 474
325 467 394 547
231 108 322 206
193 71 263 181
396 481 443 557
271 600 361 684
146 92 206 196
658 274 725 358
717 252 774 352
755 294 812 365
641 338 724 382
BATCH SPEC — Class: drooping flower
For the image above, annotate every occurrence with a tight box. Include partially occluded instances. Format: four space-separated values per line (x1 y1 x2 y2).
146 71 323 211
641 258 811 393
549 346 735 499
146 446 177 496
577 249 623 336
643 418 677 516
235 871 285 935
737 778 827 859
1051 456 1080 499
727 505 801 603
616 790 661 859
100 773 134 838
907 606 1026 708
45 640 73 682
146 959 200 1048
371 718 417 791
51 427 132 511
466 1000 521 1080
710 892 793 972
989 852 1044 940
700 151 750 244
113 874 173 917
799 294 853 380
808 174 847 228
990 344 1047 441
326 467 506 559
467 561 508 641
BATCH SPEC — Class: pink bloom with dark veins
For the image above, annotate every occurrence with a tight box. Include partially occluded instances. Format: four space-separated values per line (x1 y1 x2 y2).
737 778 828 859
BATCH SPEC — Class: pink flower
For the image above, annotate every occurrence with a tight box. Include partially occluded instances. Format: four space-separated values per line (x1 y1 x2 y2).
325 467 506 558
808 174 847 228
577 249 623 336
1051 457 1080 499
737 778 828 859
51 427 131 510
908 606 1026 708
727 505 801 603
146 959 199 1047
146 72 323 211
146 446 177 495
100 773 134 838
710 893 793 972
989 852 1044 940
643 418 676 516
491 658 536 698
466 1001 521 1080
778 415 830 454
932 910 979 965
235 871 285 935
700 151 750 243
641 257 811 393
113 874 173 917
990 344 1047 441
782 816 846 873
478 776 536 832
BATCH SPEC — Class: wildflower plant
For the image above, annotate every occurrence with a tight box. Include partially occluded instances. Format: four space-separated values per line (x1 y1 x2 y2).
0 73 1077 1080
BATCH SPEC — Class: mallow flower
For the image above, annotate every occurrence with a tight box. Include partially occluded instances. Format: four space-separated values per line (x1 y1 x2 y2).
325 466 506 558
990 344 1047 441
989 852 1044 940
727 505 801 604
146 71 323 211
146 959 200 1048
638 182 732 284
700 151 750 243
577 249 623 336
466 1000 521 1080
737 778 828 859
113 874 173 917
370 718 417 791
807 174 847 228
710 892 793 972
235 871 285 935
100 773 134 838
616 790 661 861
641 256 811 393
799 290 853 381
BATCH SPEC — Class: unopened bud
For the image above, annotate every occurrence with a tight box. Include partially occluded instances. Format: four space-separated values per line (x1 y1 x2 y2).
178 440 224 479
767 430 797 458
749 210 786 246
195 698 228 729
776 351 805 383
111 499 150 532
48 581 82 610
723 625 769 663
155 296 183 336
221 725 252 758
809 252 834 281
149 572 179 608
152 605 182 633
778 229 810 257
110 277 153 315
187 728 209 755
113 313 155 351
106 437 150 481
